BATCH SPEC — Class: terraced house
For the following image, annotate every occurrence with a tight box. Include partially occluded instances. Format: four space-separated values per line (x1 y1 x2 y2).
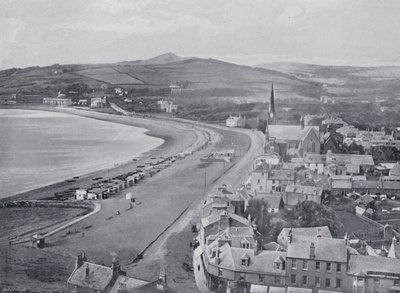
193 191 400 293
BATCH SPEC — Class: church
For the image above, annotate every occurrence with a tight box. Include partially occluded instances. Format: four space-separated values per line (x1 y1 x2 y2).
265 83 320 160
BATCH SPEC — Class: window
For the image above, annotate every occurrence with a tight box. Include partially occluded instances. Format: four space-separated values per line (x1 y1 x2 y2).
218 268 223 276
274 262 281 270
259 275 264 283
374 278 380 285
312 141 316 152
302 260 308 270
395 280 400 286
272 180 276 184
337 263 341 273
291 260 297 269
275 276 280 285
257 179 261 184
241 259 247 266
326 262 331 271
325 278 331 288
259 186 262 190
302 276 308 285
239 273 245 281
336 278 342 288
291 275 296 284
315 277 320 287
316 261 321 271
197 265 200 271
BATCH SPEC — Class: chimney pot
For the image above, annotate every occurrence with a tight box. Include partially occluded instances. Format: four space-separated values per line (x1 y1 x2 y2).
310 242 316 259
85 264 90 278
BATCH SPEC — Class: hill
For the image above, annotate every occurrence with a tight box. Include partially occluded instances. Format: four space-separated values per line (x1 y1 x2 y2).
257 62 400 101
0 54 327 102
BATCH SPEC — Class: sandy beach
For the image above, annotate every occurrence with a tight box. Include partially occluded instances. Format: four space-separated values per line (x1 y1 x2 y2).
0 106 264 292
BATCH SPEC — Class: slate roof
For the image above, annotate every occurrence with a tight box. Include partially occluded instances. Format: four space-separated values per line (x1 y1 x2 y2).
331 180 352 189
287 235 348 262
67 262 113 290
390 162 400 176
280 226 332 239
304 154 326 164
109 276 149 293
327 153 374 166
253 162 271 173
285 185 323 196
268 170 296 181
216 243 287 275
262 194 283 209
352 180 381 190
201 211 250 228
268 125 319 142
347 254 400 275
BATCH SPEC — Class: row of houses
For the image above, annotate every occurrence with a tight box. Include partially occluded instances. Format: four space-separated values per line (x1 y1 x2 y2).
67 253 173 293
157 100 178 113
193 185 400 293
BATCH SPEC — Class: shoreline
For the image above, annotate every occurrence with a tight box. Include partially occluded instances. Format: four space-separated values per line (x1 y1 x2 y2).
0 105 200 202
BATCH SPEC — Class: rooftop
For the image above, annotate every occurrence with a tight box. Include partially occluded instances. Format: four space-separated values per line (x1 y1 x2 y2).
216 243 287 275
280 226 332 239
347 254 400 275
109 276 149 293
268 125 319 142
287 235 348 262
304 153 326 164
68 262 113 290
390 162 400 176
327 152 374 166
285 184 323 196
268 169 296 181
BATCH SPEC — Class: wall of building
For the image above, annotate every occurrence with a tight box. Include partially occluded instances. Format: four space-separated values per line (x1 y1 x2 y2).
287 258 347 292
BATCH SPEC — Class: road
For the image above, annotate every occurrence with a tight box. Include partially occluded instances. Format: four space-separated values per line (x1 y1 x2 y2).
126 119 265 292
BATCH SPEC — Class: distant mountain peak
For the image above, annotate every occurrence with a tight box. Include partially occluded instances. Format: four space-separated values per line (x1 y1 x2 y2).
142 52 189 64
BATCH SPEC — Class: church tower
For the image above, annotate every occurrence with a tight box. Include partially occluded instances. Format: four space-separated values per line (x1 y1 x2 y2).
268 83 276 124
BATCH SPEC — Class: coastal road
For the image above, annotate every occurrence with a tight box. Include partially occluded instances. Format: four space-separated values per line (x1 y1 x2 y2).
126 118 265 290
3 107 264 292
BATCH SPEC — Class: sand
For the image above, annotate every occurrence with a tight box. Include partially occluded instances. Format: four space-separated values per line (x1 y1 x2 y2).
0 106 265 292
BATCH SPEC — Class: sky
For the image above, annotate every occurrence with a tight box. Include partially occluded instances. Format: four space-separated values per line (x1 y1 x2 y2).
1 0 400 69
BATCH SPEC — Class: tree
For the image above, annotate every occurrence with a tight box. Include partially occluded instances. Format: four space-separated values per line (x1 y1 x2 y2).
293 201 343 236
244 198 271 235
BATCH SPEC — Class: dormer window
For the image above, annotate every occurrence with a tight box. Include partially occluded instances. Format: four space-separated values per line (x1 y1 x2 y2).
241 254 250 267
241 239 250 249
274 256 285 270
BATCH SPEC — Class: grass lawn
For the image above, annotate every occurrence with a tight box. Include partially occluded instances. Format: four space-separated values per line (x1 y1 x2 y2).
335 210 378 236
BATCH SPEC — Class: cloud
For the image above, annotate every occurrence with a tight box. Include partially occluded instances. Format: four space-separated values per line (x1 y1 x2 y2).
1 0 400 68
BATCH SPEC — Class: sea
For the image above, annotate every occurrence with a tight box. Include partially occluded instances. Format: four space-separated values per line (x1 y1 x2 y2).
0 109 164 198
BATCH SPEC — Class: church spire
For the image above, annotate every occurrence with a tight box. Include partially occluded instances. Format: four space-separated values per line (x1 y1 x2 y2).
268 83 276 124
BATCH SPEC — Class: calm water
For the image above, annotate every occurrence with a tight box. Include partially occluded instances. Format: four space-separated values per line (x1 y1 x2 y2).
0 109 163 198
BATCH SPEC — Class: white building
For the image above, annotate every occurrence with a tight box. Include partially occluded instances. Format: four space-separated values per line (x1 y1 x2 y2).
226 115 246 128
90 97 107 108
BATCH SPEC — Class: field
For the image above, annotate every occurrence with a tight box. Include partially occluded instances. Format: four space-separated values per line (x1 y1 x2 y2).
76 67 145 84
335 210 379 236
0 207 88 244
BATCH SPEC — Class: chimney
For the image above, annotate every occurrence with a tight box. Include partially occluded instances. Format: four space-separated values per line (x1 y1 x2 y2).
300 115 305 130
111 255 120 277
310 242 316 259
288 228 293 244
85 264 90 278
215 248 221 265
76 252 86 269
159 267 167 283
317 228 322 239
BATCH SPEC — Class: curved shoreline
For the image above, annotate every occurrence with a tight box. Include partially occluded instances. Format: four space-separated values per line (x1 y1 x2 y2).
0 106 206 202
